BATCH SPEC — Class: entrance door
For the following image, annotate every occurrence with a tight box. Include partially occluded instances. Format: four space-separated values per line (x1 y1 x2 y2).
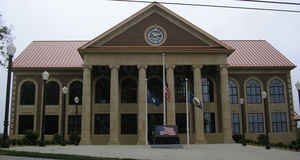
148 113 163 144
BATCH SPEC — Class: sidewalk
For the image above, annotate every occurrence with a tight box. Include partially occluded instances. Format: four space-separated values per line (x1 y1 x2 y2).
8 144 300 160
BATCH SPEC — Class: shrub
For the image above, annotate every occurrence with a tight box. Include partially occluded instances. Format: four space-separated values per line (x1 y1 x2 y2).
9 139 17 145
232 134 242 143
22 137 32 145
45 140 52 145
257 134 268 146
0 134 2 145
16 139 24 145
52 134 64 145
245 139 255 144
23 130 39 145
276 142 284 148
69 132 80 145
296 128 300 140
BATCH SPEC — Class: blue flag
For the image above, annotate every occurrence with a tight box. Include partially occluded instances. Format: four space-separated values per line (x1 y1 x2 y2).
147 90 160 107
189 92 202 109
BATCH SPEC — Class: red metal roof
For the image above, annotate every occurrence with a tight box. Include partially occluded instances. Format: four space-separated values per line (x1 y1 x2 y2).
13 41 86 69
12 40 295 69
225 40 295 68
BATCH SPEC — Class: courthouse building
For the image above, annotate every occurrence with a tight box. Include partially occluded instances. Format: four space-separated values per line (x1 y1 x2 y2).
10 2 297 144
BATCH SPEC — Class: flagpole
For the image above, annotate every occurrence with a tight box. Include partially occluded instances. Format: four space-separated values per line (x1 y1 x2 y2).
163 53 166 125
145 78 148 145
185 78 190 145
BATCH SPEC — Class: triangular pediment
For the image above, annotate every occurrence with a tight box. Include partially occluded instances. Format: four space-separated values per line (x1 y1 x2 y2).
79 2 234 52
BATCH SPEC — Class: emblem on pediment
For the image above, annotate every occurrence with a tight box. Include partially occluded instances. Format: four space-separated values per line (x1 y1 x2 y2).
144 25 167 46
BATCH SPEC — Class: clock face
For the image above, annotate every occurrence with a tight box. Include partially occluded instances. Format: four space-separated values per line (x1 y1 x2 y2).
145 25 166 46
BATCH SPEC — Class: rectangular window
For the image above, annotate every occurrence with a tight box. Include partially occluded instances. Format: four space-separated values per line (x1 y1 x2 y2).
204 112 216 133
176 113 187 133
18 115 34 134
121 114 137 134
45 115 59 135
272 112 287 132
248 113 264 133
232 113 240 134
68 115 81 134
94 114 110 134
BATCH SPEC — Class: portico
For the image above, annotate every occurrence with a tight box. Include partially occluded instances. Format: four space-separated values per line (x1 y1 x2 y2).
78 52 233 145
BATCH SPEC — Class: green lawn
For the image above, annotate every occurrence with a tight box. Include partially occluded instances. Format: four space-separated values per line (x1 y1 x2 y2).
0 149 135 160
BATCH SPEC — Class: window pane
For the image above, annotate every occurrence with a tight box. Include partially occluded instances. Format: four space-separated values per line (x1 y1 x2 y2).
232 113 240 134
68 115 81 134
248 113 264 133
271 112 287 132
247 80 261 104
20 81 35 105
95 78 110 104
202 78 214 103
175 77 186 103
229 80 238 104
121 114 137 134
176 113 187 133
95 114 110 134
45 81 60 105
204 112 215 133
45 115 59 135
121 78 137 103
18 115 34 134
69 81 83 105
270 79 285 103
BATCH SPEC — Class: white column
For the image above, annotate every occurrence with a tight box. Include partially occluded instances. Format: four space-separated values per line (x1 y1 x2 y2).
193 65 206 144
220 64 233 143
166 64 176 125
137 65 147 144
108 65 120 144
80 65 92 145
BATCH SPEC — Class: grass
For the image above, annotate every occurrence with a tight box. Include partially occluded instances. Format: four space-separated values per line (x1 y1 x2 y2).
0 149 136 160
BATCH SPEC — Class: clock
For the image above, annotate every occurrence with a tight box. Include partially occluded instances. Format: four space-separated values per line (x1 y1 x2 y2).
144 25 167 46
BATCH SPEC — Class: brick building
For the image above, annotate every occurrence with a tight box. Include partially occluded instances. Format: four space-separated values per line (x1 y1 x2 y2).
10 2 296 144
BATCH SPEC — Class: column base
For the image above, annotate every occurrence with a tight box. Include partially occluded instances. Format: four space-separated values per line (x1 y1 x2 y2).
195 137 207 144
137 136 147 145
223 136 234 143
108 138 120 145
79 137 92 145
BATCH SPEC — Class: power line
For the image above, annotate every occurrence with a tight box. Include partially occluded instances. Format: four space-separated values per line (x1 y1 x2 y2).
237 0 300 6
109 0 300 13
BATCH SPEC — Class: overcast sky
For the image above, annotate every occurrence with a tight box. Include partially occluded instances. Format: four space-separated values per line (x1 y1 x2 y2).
1 0 300 133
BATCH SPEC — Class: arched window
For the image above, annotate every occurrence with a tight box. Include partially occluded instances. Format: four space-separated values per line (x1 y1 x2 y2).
20 81 35 105
95 78 110 104
202 78 214 103
121 78 137 103
229 80 238 104
246 79 261 104
45 81 60 105
148 78 163 103
175 76 186 103
69 81 83 105
269 79 285 103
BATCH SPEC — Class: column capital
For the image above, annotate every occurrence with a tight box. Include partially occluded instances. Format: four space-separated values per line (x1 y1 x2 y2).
137 65 148 70
192 64 203 70
166 64 175 70
219 64 229 70
109 65 120 70
83 65 92 70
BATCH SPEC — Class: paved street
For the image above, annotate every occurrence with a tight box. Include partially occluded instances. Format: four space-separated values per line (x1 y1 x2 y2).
6 144 300 160
0 155 55 160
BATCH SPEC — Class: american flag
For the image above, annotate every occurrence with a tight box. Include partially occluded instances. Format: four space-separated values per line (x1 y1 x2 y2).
159 126 176 136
